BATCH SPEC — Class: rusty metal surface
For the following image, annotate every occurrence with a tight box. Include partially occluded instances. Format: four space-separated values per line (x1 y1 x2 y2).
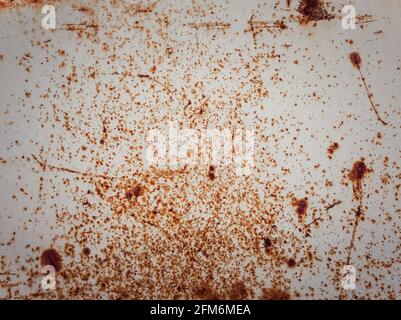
0 0 400 299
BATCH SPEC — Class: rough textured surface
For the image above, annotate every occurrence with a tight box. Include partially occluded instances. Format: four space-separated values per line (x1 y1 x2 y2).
0 0 400 300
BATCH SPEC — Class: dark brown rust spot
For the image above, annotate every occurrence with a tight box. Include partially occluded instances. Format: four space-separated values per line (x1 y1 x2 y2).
125 184 144 200
349 161 367 182
298 0 334 23
292 198 308 221
229 282 248 300
133 185 144 197
40 248 63 272
82 247 91 256
327 142 339 159
194 286 221 300
349 52 361 68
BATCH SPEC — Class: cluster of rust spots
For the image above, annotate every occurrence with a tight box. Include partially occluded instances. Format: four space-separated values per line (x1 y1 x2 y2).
82 247 91 256
349 160 368 201
297 0 334 24
207 165 216 180
125 184 144 200
287 258 297 268
0 0 53 10
327 142 339 159
193 286 221 300
292 198 308 222
261 288 291 300
247 15 288 47
228 282 248 300
40 248 63 272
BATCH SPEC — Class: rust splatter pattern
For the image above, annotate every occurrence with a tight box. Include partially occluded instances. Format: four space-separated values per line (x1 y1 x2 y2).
0 0 400 300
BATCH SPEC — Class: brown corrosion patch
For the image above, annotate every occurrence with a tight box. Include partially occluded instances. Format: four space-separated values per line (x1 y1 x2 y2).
327 142 339 159
82 247 91 256
40 248 63 272
287 258 297 268
349 52 361 69
0 0 51 10
261 288 291 300
297 0 334 23
292 198 308 221
349 160 367 181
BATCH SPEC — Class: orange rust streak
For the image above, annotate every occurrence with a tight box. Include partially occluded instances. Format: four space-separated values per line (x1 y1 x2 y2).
357 68 388 126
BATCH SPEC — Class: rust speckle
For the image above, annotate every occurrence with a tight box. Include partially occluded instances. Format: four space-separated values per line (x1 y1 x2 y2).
133 185 144 197
263 236 273 254
40 248 63 272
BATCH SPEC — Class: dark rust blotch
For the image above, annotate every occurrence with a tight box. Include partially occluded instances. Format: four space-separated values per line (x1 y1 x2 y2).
298 0 334 23
40 248 63 272
261 288 291 300
292 198 308 221
349 52 361 68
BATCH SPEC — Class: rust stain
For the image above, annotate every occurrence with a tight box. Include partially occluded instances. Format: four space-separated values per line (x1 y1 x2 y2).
292 197 308 222
40 248 63 272
349 52 388 126
261 288 291 300
187 22 231 30
344 160 370 284
327 142 339 159
297 0 334 24
0 0 398 301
